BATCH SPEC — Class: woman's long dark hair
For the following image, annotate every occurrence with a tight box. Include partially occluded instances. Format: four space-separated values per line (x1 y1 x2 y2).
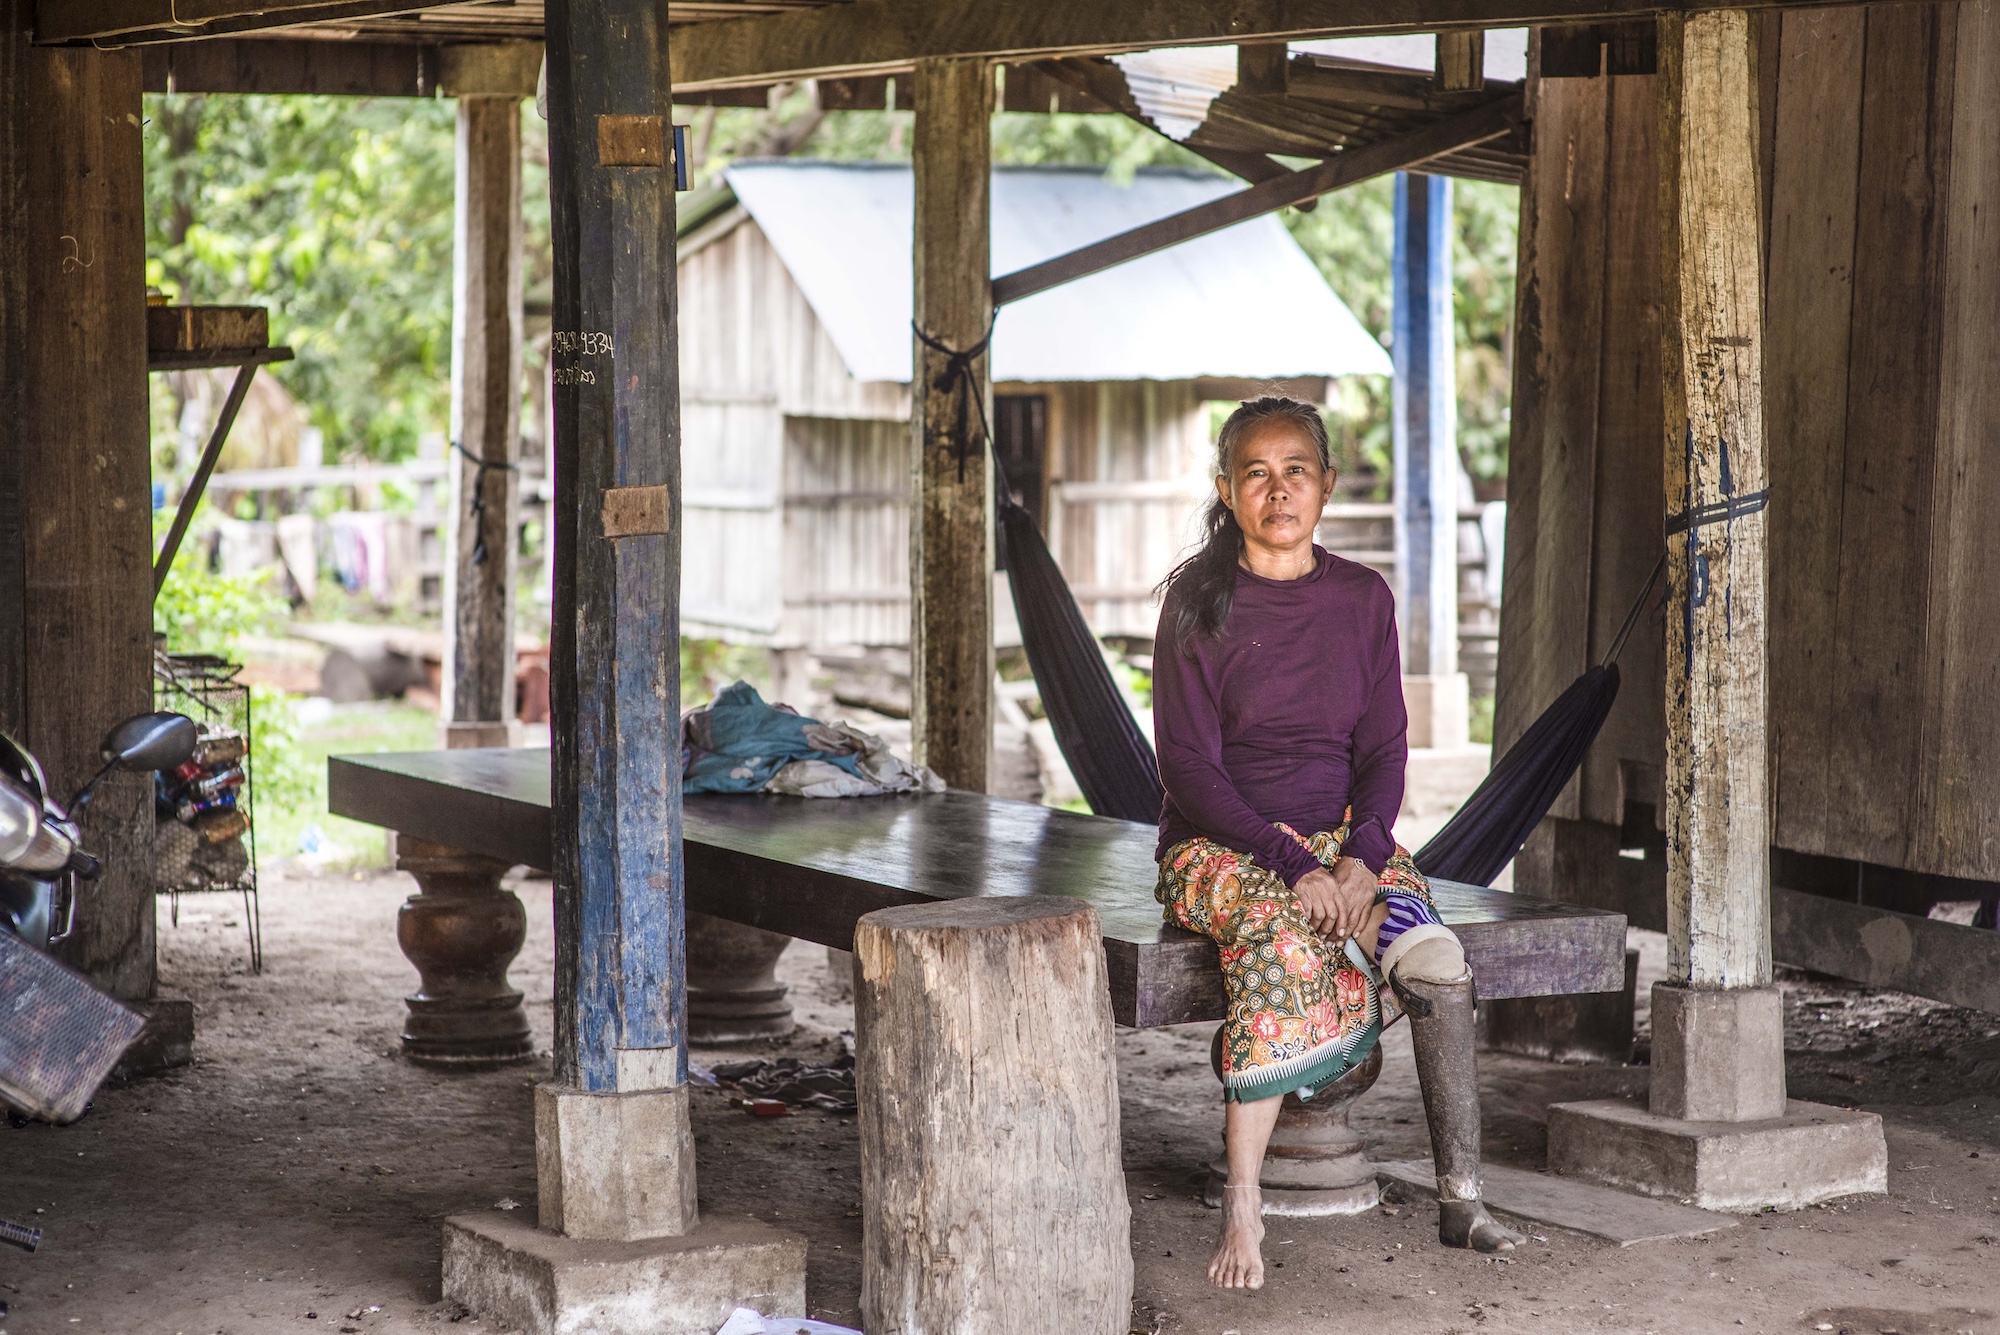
1156 396 1334 646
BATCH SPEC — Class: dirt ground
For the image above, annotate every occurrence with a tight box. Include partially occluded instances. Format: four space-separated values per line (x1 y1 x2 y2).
3 865 1999 1335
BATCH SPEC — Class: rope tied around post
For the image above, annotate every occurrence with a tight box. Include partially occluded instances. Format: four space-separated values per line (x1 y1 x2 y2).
453 439 518 566
912 318 995 481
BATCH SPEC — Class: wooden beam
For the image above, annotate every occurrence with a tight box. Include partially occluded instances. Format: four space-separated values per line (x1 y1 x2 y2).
139 37 436 95
442 94 523 748
1436 27 1486 89
0 18 158 1000
545 0 687 1093
0 0 22 736
1658 9 1770 989
670 0 1912 91
908 56 992 792
36 0 457 44
992 91 1519 307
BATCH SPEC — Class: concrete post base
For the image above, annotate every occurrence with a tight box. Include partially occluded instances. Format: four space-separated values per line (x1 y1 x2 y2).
1402 672 1470 749
1649 983 1786 1120
442 719 523 749
535 1083 698 1240
1547 1097 1887 1211
442 1210 807 1335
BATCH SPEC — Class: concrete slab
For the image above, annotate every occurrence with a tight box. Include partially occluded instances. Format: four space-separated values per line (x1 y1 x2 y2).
1547 1097 1888 1212
441 1210 807 1335
1377 1159 1738 1245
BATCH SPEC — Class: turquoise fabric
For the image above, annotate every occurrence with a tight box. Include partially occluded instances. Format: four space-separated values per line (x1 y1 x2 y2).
681 681 867 794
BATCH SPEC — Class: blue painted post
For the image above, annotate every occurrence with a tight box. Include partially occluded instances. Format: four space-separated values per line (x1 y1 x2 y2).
545 0 684 1096
1392 172 1462 743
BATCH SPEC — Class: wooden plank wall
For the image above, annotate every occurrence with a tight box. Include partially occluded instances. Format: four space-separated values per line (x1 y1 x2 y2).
0 23 158 998
783 415 910 647
675 211 1220 651
1496 60 1667 832
1038 380 1211 639
676 211 904 640
1920 0 2000 880
1502 2 2000 884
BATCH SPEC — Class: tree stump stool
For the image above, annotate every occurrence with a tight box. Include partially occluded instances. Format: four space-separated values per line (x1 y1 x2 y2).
686 912 795 1043
394 836 533 1066
1202 1043 1383 1215
855 896 1131 1335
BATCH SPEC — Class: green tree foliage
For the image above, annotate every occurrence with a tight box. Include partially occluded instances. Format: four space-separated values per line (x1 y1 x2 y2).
146 85 1514 489
144 93 458 463
1281 175 1517 497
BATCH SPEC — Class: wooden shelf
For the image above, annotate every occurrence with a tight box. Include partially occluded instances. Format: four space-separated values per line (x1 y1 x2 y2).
146 345 294 374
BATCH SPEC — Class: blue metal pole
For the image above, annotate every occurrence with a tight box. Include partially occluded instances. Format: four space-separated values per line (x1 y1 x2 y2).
545 0 684 1093
1392 171 1459 680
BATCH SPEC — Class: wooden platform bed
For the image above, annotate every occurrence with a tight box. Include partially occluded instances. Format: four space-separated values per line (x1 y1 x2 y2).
328 747 1626 1029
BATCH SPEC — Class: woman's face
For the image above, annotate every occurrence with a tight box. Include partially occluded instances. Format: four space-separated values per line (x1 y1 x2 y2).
1217 419 1336 559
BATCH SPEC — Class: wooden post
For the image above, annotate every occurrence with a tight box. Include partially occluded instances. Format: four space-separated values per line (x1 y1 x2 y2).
443 93 524 750
1546 15 1885 1207
1393 171 1468 749
545 0 687 1111
0 11 156 1000
855 896 1130 1334
1436 30 1488 91
1657 9 1771 993
909 56 993 792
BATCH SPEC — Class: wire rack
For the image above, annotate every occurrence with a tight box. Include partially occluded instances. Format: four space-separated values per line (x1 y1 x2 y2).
153 652 262 972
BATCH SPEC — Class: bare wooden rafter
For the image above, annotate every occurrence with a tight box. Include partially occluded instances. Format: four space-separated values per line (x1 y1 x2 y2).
992 89 1521 306
667 0 1914 91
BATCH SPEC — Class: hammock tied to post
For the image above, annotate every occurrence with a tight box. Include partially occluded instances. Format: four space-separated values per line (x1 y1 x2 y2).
919 312 1165 822
928 312 1660 884
1409 553 1665 886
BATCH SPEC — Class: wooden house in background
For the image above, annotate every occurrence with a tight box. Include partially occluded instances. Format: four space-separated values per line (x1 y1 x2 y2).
674 160 1391 652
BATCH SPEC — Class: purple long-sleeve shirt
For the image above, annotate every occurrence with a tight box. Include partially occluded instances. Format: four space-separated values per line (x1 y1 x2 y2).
1153 546 1407 886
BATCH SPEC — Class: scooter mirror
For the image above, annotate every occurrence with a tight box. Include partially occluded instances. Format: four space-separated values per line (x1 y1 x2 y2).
0 773 39 865
99 712 198 774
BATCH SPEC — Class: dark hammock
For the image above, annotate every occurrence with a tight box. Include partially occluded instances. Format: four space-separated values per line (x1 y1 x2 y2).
1409 663 1618 885
1413 554 1665 885
999 464 1666 883
996 479 1166 823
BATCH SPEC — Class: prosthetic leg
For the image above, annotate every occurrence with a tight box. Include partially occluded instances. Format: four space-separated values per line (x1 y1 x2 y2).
1385 933 1525 1253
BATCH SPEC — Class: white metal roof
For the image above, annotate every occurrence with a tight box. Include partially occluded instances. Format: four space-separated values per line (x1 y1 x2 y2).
1290 30 1530 80
719 160 1393 385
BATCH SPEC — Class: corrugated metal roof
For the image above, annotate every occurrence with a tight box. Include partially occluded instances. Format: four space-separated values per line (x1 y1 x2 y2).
720 160 1393 386
1109 47 1238 141
1291 30 1531 82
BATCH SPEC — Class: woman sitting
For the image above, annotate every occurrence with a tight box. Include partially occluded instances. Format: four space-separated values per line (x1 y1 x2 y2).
1151 396 1522 1290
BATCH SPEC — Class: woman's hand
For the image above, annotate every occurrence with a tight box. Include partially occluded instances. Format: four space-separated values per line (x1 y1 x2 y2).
1292 858 1378 942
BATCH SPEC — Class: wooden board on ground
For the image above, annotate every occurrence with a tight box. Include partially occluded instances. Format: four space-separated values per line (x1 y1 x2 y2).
1377 1159 1738 1245
327 748 1629 1028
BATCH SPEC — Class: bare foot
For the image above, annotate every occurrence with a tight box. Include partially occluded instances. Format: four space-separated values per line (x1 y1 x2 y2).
1208 1182 1266 1289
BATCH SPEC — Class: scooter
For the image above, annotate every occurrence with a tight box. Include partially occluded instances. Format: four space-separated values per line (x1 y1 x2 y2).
0 712 198 1278
0 712 198 1123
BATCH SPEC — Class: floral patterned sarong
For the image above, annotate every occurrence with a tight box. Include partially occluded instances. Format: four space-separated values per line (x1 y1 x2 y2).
1155 820 1435 1104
